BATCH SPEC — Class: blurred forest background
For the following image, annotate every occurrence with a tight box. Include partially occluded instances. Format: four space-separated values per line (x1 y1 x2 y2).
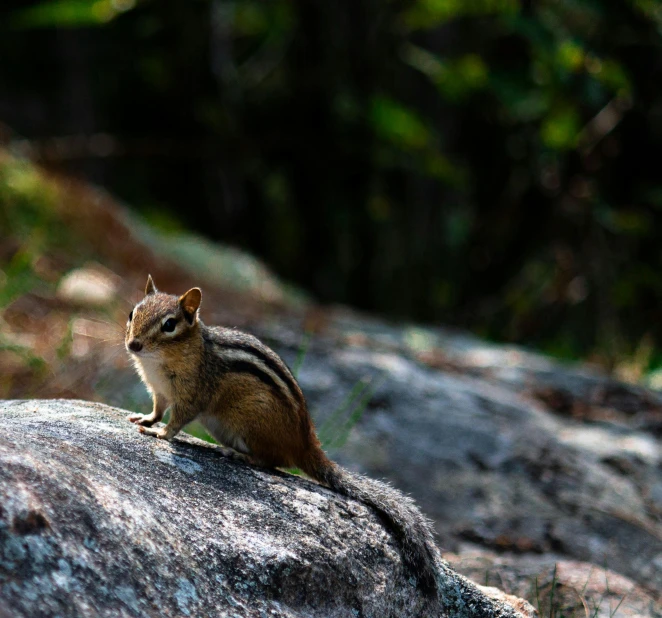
2 0 662 370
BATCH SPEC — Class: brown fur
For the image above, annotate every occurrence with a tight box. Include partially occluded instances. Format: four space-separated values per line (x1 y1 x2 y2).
126 276 441 595
208 373 311 468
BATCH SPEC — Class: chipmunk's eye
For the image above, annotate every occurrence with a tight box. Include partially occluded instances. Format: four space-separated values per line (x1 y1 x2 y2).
128 310 133 322
162 318 177 333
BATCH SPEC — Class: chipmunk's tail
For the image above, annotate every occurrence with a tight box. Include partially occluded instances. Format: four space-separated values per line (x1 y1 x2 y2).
301 449 440 596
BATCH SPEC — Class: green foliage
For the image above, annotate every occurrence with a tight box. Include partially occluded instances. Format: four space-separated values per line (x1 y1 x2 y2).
404 0 520 30
0 339 48 374
11 0 137 29
371 96 432 151
0 155 68 308
404 46 488 101
0 250 42 309
5 0 662 366
0 157 59 240
541 106 580 150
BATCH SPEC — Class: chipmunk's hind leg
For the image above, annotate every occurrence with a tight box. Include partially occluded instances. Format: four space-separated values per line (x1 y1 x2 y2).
214 445 254 464
239 400 310 470
198 415 256 464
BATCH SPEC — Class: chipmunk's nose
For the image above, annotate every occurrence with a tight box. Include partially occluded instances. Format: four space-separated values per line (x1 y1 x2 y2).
128 339 143 353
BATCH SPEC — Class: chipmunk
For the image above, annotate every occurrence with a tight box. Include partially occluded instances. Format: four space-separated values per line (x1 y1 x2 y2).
125 275 440 594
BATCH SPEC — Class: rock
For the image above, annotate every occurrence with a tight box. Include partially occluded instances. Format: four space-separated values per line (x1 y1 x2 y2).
0 400 533 618
230 311 662 593
445 549 662 618
57 263 120 308
85 303 662 596
323 309 662 430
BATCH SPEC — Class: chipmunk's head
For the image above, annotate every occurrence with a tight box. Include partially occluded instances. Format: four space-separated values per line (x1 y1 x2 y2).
125 275 202 358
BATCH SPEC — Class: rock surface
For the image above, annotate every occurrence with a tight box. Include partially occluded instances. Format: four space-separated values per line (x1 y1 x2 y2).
0 399 533 618
249 310 662 594
445 549 662 618
91 303 662 600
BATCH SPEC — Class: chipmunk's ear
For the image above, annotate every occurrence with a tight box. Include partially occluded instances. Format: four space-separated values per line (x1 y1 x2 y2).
179 287 202 323
145 274 157 296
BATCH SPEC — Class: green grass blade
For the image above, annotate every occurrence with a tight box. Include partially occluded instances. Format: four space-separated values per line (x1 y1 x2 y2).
292 330 312 378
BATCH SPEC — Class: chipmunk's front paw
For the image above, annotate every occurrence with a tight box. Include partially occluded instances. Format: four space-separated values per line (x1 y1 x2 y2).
138 426 169 440
128 413 157 427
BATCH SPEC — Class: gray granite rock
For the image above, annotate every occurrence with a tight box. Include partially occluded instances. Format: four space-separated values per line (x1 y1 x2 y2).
0 399 533 618
86 303 662 596
245 312 662 593
445 549 662 618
